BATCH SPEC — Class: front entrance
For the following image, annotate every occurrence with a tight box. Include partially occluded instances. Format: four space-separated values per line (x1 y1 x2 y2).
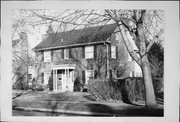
52 65 75 92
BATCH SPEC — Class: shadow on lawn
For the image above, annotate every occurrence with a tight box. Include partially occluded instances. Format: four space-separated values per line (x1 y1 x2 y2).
47 100 59 116
86 103 164 116
12 90 34 99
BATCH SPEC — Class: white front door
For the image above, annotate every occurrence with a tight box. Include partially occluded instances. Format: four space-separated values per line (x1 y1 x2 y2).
53 68 74 92
62 69 74 92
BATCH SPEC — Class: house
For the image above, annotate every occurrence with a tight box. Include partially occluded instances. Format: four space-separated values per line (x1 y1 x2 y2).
12 32 35 87
33 23 142 92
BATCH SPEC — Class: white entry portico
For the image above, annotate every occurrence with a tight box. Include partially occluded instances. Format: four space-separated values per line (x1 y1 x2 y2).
52 64 75 92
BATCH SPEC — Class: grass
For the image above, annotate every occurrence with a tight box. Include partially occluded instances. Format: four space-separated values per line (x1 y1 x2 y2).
12 90 164 116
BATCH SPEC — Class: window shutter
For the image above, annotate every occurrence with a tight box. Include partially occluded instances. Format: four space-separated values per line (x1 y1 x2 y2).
94 45 97 59
109 69 112 79
94 70 97 79
42 73 44 84
116 46 118 59
51 50 53 61
62 49 64 59
82 47 85 59
109 45 111 58
42 51 44 62
82 70 85 83
69 48 72 58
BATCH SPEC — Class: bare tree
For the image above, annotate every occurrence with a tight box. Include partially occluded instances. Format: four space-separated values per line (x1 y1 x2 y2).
16 9 164 108
105 10 164 108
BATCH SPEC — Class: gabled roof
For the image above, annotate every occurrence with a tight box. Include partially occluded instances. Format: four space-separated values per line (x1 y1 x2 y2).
33 23 117 51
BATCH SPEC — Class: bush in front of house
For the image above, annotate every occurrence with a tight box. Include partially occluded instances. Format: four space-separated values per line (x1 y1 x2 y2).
86 79 122 102
86 78 146 103
48 75 53 91
118 78 145 103
74 77 83 91
87 77 163 103
13 76 28 90
29 84 48 91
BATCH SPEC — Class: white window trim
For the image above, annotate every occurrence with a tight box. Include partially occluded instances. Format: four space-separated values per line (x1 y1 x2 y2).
44 72 51 85
111 45 116 59
85 46 94 59
115 32 120 40
64 48 69 59
85 70 94 84
44 51 51 62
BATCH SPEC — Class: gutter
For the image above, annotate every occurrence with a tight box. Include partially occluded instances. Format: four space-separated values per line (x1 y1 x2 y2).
34 41 111 52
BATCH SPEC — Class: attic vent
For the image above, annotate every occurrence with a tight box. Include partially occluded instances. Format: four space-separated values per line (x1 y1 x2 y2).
61 38 63 42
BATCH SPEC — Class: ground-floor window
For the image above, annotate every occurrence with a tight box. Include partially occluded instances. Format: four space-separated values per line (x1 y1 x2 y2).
85 70 94 84
112 70 117 78
44 72 51 85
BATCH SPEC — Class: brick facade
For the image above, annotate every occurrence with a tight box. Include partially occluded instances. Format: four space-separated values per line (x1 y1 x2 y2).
34 24 142 91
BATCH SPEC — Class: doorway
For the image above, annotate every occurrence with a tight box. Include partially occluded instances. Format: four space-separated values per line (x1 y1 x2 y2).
52 65 75 92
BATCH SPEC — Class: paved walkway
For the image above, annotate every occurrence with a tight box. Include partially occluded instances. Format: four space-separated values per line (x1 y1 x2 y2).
12 91 163 116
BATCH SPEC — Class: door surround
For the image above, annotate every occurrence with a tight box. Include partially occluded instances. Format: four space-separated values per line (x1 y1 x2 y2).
52 64 75 92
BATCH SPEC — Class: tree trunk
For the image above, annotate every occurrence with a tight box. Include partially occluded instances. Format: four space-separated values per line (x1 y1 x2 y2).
141 55 157 107
105 10 157 108
136 10 157 108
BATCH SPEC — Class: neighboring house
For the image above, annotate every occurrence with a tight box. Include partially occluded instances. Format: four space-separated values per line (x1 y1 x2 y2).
12 32 35 85
33 23 142 92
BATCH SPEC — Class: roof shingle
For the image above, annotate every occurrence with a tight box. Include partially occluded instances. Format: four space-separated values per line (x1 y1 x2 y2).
33 23 117 51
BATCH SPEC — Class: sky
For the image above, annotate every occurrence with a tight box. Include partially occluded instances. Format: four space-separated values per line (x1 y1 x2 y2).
12 9 109 50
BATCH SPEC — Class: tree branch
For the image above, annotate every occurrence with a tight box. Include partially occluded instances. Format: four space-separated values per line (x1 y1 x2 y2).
147 29 164 52
105 10 142 66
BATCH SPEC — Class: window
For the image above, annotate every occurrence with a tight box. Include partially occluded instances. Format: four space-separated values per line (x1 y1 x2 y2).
44 51 51 62
85 46 94 59
112 70 117 78
64 48 69 59
28 74 32 80
44 72 51 85
111 45 116 59
85 70 94 84
115 32 120 40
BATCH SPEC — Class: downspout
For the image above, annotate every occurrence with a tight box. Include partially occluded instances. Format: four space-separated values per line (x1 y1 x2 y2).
103 41 110 79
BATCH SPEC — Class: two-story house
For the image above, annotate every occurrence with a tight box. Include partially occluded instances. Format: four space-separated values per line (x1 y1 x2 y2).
33 23 142 92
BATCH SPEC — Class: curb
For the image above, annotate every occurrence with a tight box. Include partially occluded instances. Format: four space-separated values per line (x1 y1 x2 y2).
13 107 117 116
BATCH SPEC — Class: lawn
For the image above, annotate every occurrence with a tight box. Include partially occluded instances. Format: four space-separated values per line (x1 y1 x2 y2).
12 90 164 116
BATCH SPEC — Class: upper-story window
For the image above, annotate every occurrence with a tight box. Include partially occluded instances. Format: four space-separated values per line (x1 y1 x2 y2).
44 51 51 62
111 45 116 59
64 48 69 59
85 46 94 59
115 32 120 40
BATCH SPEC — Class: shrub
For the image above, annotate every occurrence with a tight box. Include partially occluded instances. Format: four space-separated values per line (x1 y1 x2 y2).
86 79 122 102
85 77 162 103
74 77 83 91
13 79 28 90
31 84 48 91
48 75 53 91
119 78 145 103
119 77 164 103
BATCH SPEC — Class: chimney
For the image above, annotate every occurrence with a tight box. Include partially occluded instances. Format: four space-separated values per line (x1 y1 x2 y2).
20 32 28 41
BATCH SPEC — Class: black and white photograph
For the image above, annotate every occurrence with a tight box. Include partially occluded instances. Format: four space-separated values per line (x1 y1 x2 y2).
1 1 179 122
